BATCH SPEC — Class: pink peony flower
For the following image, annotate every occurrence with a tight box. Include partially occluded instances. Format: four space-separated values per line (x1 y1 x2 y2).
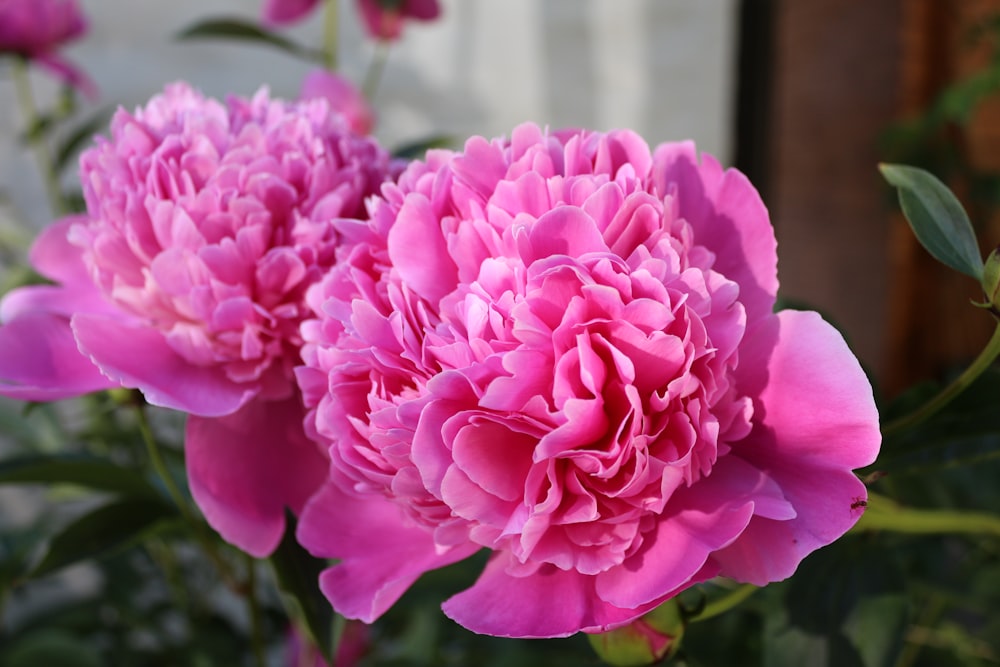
295 123 881 637
356 0 441 41
0 82 396 557
0 0 93 93
299 69 374 136
261 0 320 26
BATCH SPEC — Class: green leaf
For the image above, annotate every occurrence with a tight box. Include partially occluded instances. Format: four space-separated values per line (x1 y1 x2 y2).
0 453 161 498
879 163 984 279
392 134 455 160
30 497 179 578
0 629 103 667
175 18 323 62
269 510 335 663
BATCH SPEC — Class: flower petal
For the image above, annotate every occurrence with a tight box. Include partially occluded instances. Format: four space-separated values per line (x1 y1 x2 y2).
72 313 255 416
186 395 326 557
298 480 479 622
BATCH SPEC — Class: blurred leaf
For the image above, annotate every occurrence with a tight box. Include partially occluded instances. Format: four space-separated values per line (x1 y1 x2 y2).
31 497 179 578
879 163 984 280
54 109 113 174
175 18 323 62
392 134 455 160
0 629 102 667
0 453 161 498
269 511 335 663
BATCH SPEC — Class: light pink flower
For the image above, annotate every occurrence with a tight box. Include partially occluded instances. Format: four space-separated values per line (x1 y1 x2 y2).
0 0 93 93
299 69 374 136
356 0 440 41
0 82 396 556
295 123 881 637
261 0 320 25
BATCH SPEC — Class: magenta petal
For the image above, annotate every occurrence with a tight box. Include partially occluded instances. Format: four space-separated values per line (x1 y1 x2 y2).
442 554 676 638
186 395 326 557
651 142 777 325
298 481 479 622
261 0 320 24
736 310 881 472
72 314 256 416
0 312 116 400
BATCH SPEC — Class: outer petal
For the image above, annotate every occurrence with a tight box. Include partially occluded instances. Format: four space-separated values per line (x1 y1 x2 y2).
186 395 327 557
717 309 880 583
651 142 777 325
261 0 320 24
72 314 256 416
0 312 117 400
28 216 91 284
442 554 707 638
298 481 479 622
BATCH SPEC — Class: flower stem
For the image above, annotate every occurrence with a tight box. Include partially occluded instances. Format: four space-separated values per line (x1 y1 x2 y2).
853 492 1000 537
882 320 1000 438
133 404 241 591
322 0 339 71
362 42 390 102
10 58 67 216
246 554 266 667
686 583 758 623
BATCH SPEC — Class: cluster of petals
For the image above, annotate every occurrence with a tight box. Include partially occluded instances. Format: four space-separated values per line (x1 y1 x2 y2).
0 0 92 93
262 0 440 41
0 82 396 557
295 123 881 637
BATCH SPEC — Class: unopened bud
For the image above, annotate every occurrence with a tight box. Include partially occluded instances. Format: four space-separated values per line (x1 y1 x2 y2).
588 599 685 666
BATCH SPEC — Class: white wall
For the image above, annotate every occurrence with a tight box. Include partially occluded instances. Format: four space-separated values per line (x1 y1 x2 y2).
0 0 738 229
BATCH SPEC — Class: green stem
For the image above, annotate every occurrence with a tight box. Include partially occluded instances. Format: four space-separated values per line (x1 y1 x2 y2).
134 404 241 591
246 555 266 667
10 58 67 216
687 584 758 623
882 321 1000 437
362 42 390 102
322 0 339 70
853 492 1000 537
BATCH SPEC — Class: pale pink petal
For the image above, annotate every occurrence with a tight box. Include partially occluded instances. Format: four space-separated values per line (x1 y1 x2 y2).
386 194 457 304
72 314 255 416
298 481 479 621
299 69 374 135
28 216 91 284
0 312 116 400
186 395 326 557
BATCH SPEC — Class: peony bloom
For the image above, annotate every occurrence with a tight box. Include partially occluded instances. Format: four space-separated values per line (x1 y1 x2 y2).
261 0 320 26
356 0 441 41
0 82 396 557
0 0 92 93
295 123 881 637
299 69 374 136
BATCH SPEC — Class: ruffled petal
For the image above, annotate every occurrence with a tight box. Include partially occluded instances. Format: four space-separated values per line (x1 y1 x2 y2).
186 395 326 557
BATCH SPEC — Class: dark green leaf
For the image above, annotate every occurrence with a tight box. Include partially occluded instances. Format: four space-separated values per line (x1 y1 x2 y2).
0 629 102 667
269 510 335 663
0 453 161 498
175 18 323 62
879 163 984 279
31 497 179 578
392 134 455 160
